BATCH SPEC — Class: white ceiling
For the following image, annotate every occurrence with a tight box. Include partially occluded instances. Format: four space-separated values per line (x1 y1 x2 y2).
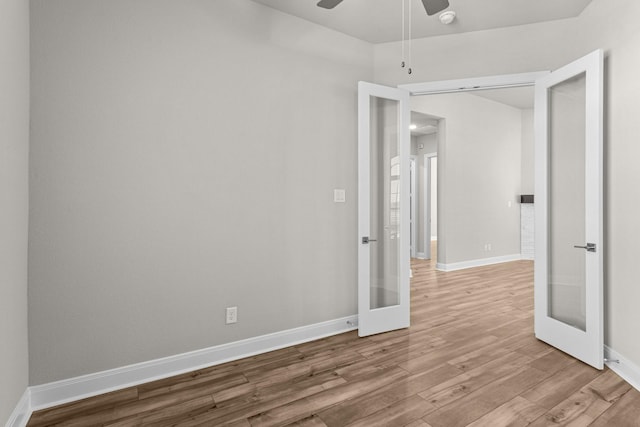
470 86 535 110
411 86 534 133
411 111 438 135
251 0 593 44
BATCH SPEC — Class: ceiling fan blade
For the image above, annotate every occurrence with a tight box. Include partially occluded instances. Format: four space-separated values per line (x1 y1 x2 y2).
421 0 450 16
317 0 344 9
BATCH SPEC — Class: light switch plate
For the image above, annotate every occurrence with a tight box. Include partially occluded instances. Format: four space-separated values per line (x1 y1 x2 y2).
334 189 346 203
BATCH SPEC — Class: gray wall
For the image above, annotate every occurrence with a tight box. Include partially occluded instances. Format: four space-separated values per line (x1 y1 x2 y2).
417 134 438 154
410 136 418 155
0 0 30 421
29 0 372 384
520 109 534 195
377 0 640 371
411 93 522 266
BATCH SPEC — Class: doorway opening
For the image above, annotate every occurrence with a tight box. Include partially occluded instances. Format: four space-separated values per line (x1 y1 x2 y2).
409 86 534 272
409 111 440 263
360 55 604 369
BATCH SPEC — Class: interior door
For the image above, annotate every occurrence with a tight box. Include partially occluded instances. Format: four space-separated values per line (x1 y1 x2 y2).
424 154 437 261
534 49 604 369
410 157 417 259
358 81 410 337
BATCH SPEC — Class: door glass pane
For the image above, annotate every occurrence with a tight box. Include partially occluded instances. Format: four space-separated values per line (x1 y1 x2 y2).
548 72 587 331
370 96 400 310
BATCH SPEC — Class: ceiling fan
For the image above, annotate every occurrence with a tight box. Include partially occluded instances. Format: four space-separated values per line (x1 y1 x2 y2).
317 0 450 16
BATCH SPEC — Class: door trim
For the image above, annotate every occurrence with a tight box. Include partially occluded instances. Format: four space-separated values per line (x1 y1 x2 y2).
399 60 603 370
399 72 550 96
410 155 417 258
424 152 437 260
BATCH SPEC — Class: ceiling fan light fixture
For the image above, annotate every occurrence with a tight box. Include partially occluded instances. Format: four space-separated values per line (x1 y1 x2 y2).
439 11 456 25
316 0 343 9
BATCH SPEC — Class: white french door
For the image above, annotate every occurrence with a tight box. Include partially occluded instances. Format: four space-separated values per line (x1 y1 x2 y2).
534 49 604 369
357 81 411 337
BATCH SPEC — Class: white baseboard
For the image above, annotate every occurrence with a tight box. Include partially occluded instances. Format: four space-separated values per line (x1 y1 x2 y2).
436 254 522 272
5 388 30 427
13 316 640 423
28 315 358 412
415 252 427 259
605 345 640 392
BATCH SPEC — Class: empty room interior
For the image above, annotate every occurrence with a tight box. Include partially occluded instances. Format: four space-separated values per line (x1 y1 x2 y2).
3 0 640 425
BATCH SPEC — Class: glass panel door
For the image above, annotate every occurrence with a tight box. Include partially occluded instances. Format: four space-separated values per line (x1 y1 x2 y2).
548 72 587 331
370 97 400 310
358 82 410 337
534 50 604 369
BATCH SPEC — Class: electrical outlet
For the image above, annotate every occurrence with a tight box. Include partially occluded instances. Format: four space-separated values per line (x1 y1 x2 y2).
226 306 238 324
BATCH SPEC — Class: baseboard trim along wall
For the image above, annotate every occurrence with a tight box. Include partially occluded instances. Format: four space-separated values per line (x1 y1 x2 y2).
436 254 522 272
5 389 31 427
27 315 358 413
9 320 640 424
605 345 640 393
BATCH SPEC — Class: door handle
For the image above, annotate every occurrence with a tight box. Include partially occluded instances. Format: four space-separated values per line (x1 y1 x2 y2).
574 243 596 252
362 237 377 244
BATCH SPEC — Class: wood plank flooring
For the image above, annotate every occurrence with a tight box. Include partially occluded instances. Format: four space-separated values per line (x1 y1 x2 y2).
27 253 640 426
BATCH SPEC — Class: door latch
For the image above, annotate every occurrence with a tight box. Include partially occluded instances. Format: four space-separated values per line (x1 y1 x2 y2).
573 243 596 252
362 236 377 244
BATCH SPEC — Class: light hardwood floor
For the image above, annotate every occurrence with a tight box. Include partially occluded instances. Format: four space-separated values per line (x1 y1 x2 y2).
27 254 640 426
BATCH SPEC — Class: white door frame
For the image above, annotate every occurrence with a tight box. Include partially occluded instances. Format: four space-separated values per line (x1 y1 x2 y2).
359 74 548 308
398 62 604 370
399 72 549 266
400 71 550 96
424 152 437 260
410 155 417 258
